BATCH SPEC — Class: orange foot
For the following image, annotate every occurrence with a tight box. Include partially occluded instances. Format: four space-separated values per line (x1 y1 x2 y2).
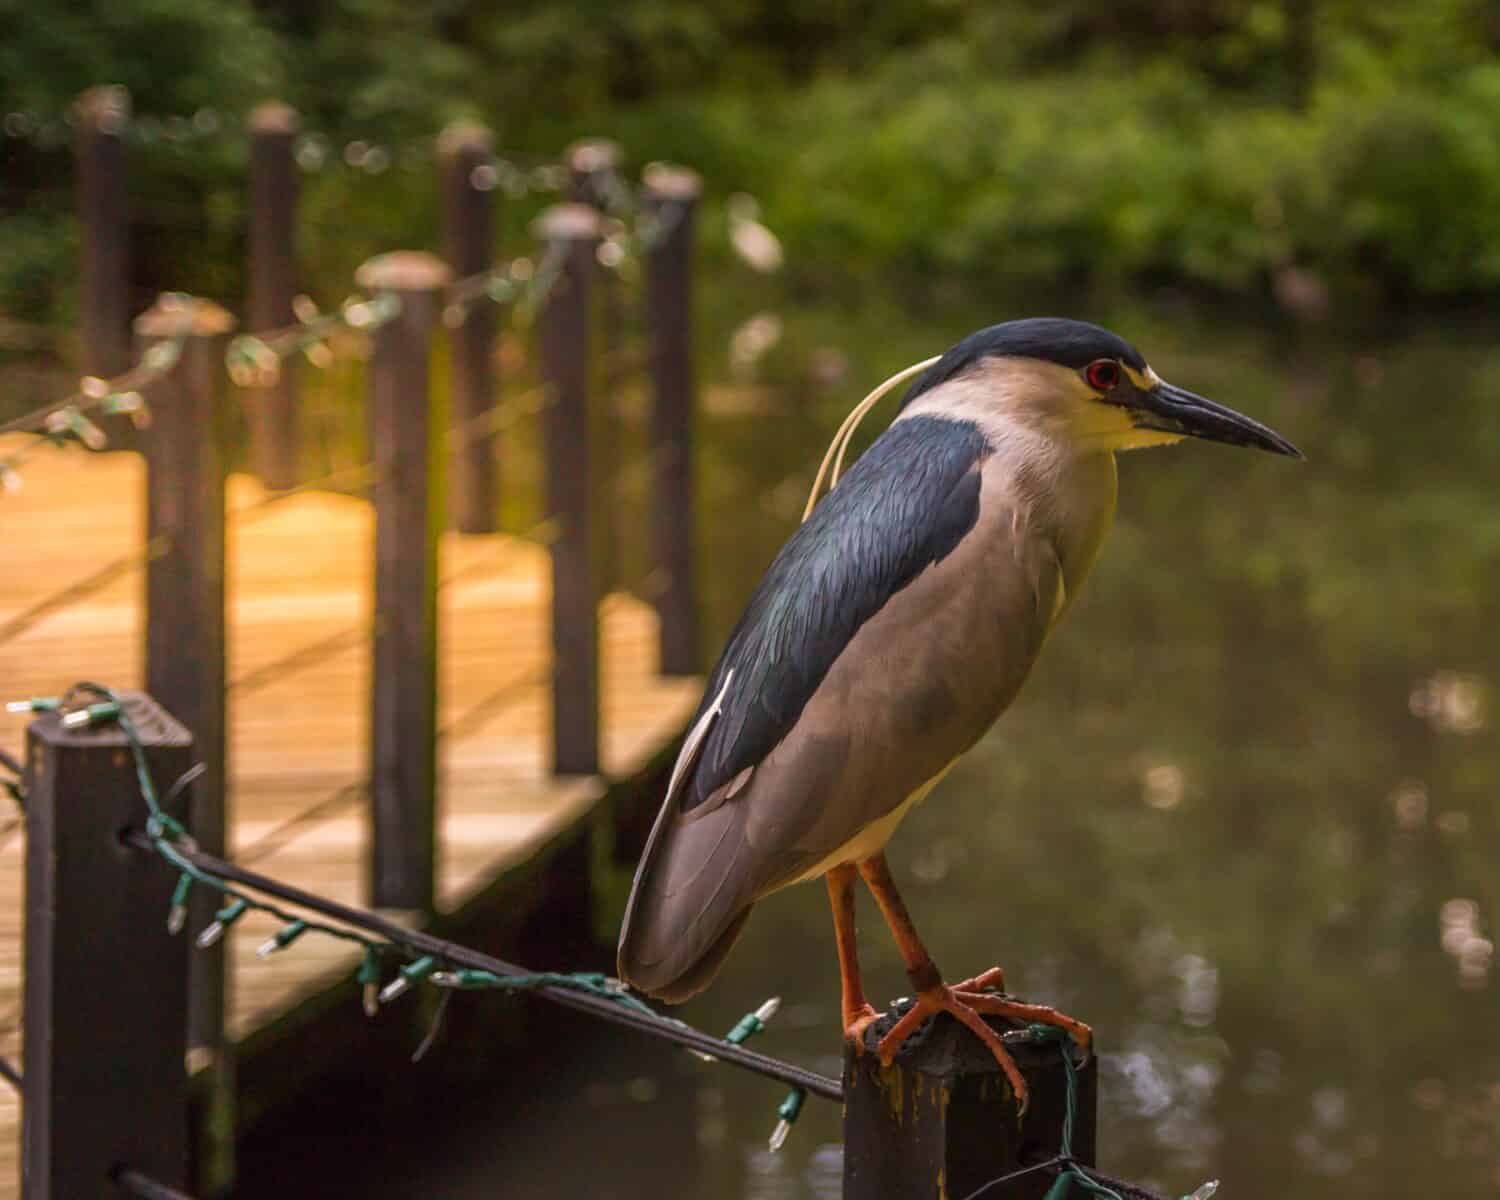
843 1002 879 1049
873 966 1092 1114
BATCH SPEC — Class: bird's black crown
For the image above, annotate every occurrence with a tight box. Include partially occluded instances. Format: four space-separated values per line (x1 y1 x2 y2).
899 318 1147 410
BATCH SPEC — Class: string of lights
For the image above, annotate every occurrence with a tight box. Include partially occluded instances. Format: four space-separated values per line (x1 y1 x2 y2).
3 102 570 193
442 242 569 329
225 292 399 389
0 293 199 491
954 1024 1216 1200
4 685 1238 1189
9 684 841 1120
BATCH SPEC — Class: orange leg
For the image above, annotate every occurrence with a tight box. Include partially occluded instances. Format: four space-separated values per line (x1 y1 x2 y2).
827 864 878 1046
856 852 1091 1112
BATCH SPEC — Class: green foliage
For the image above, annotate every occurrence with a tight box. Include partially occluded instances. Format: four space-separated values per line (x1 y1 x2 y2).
0 0 282 117
8 0 1500 326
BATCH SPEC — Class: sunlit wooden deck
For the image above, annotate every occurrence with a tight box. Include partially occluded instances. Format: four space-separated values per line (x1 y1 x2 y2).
0 436 701 1195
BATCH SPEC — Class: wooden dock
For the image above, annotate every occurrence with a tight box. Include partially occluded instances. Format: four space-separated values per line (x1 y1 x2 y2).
0 436 700 1196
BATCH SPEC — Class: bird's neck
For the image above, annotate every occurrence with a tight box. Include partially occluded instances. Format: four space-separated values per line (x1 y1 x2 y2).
1041 449 1118 604
897 372 1120 599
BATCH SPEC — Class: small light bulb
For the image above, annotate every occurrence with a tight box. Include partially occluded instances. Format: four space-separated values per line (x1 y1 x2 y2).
195 899 248 948
357 949 383 1016
378 955 437 1004
6 698 54 713
767 1088 805 1153
257 919 309 958
167 873 193 935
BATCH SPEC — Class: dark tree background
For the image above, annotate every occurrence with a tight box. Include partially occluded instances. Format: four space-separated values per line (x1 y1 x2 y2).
5 0 1500 332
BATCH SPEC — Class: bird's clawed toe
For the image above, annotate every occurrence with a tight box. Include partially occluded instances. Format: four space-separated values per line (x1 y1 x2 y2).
843 1003 879 1052
874 983 1033 1111
867 966 1094 1113
956 990 1094 1065
953 965 1006 995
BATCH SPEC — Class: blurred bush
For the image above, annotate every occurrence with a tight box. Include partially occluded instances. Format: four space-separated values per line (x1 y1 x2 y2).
6 0 1500 329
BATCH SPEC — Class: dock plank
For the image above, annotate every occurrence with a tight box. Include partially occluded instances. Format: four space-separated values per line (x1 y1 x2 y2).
0 437 699 1196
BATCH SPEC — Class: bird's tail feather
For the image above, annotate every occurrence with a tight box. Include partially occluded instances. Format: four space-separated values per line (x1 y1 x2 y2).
617 792 761 1003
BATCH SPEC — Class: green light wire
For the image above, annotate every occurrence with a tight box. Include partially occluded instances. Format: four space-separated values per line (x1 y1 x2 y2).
56 681 659 1023
1025 1024 1125 1200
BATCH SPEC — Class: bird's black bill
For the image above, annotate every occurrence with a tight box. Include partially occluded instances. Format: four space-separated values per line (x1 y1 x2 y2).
1136 381 1302 458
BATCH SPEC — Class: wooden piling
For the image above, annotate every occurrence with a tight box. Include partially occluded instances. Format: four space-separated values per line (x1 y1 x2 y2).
245 101 302 491
567 138 625 595
439 120 499 534
355 252 451 911
566 138 624 210
73 85 132 380
642 164 702 676
842 1012 1096 1199
137 294 237 1194
22 692 193 1200
536 205 603 776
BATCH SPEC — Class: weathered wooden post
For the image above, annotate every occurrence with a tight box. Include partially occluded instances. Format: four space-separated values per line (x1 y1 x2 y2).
137 294 236 1194
356 252 450 910
536 205 603 776
642 164 702 676
23 691 193 1199
245 101 301 491
74 85 132 380
439 120 499 534
567 138 625 594
843 1014 1096 1199
566 138 624 211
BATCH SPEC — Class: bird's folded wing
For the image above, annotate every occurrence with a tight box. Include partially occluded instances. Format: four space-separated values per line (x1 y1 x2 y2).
681 416 992 816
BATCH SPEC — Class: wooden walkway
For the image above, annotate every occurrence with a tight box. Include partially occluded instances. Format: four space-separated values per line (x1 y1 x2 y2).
0 436 700 1195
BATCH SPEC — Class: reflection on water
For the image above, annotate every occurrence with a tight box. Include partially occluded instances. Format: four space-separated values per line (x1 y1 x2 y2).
669 296 1500 1198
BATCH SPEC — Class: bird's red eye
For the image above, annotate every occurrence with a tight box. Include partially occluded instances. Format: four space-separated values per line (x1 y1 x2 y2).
1085 360 1120 391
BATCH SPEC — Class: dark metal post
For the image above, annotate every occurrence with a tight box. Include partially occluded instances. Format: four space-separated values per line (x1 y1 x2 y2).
137 295 236 1193
74 85 132 379
439 120 499 534
23 692 193 1200
843 1016 1096 1199
567 139 625 595
245 101 301 490
356 252 451 910
642 164 702 676
536 205 603 776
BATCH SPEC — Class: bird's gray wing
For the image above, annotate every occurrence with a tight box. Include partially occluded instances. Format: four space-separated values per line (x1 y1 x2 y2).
618 415 993 999
684 416 992 813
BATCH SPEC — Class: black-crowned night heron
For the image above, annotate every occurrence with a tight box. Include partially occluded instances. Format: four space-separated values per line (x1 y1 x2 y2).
618 318 1299 1104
